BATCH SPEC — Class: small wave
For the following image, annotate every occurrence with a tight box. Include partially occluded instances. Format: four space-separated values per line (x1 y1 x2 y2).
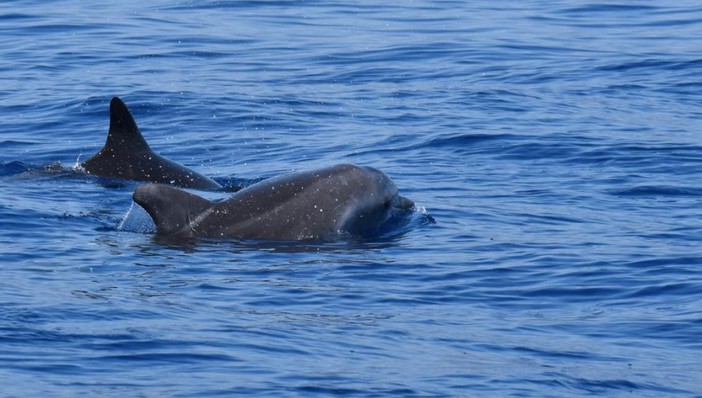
624 282 702 299
0 161 32 177
609 185 702 197
562 4 659 14
597 58 702 73
2 160 98 183
550 372 686 395
355 133 515 156
418 133 514 151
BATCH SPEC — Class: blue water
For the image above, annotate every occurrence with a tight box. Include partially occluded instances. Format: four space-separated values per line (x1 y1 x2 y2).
1 1 701 396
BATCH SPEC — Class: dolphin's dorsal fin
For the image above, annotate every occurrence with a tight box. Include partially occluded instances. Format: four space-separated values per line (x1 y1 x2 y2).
133 183 212 236
106 97 151 153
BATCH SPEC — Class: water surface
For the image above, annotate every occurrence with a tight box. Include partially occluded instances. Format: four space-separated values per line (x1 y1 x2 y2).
1 1 701 396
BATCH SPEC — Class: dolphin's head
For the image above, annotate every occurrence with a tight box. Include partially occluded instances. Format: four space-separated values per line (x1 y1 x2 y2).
338 165 414 237
362 166 414 210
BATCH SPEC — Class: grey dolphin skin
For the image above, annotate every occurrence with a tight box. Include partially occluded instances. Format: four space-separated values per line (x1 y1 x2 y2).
133 164 414 241
82 97 221 189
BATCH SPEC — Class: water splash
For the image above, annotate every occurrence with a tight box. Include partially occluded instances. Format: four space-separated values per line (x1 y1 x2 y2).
117 201 156 233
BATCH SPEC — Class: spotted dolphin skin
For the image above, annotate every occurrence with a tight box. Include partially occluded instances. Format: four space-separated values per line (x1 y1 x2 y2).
82 97 221 189
133 164 414 241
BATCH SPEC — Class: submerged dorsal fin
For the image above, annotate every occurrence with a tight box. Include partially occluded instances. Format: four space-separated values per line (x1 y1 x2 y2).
106 97 151 153
133 183 212 236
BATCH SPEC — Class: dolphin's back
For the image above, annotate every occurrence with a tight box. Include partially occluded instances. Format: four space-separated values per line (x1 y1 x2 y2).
133 164 409 241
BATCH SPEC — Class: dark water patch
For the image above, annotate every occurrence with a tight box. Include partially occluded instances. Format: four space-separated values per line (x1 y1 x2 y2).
497 141 583 161
0 139 36 148
0 12 39 22
562 143 702 170
597 58 702 72
540 373 686 395
95 352 237 364
563 4 660 14
0 160 32 176
418 133 516 152
624 282 702 299
0 161 102 183
354 133 517 157
8 362 86 376
293 385 419 396
626 256 702 270
520 286 624 302
609 185 702 197
212 176 260 192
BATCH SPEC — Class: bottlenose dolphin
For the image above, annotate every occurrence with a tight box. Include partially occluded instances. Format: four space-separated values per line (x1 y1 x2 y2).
82 97 221 189
133 163 414 241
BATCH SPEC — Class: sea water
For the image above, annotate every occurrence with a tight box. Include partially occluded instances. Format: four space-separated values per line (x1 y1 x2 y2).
1 1 701 396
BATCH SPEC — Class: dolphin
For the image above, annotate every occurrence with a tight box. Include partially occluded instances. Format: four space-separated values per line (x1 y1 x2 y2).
81 97 221 190
132 163 414 241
